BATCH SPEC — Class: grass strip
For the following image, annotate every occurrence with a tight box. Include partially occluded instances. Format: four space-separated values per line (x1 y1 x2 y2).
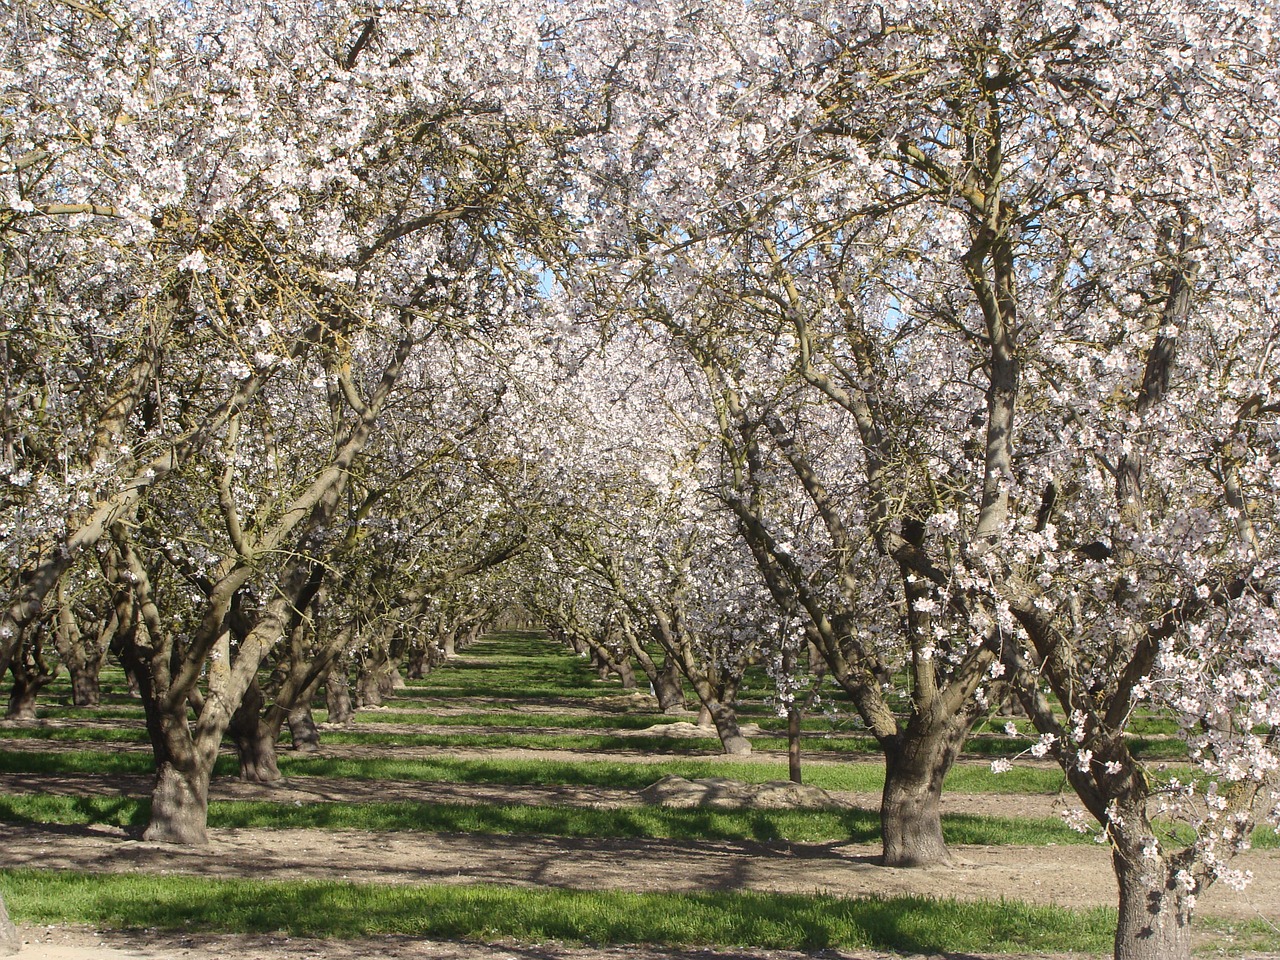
0 868 1117 954
0 722 1190 760
0 793 1104 847
0 748 1077 795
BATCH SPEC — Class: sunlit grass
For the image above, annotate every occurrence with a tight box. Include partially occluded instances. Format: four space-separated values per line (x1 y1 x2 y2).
0 792 1122 847
0 868 1119 954
0 746 1082 795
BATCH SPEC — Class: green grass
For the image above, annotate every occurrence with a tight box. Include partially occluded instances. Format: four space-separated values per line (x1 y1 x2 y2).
28 701 146 716
333 709 692 730
1199 916 1280 956
0 792 1111 847
0 747 1083 795
0 726 148 744
0 868 1118 954
0 721 1190 760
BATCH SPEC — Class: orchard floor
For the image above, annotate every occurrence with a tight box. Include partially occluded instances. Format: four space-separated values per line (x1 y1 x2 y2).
4 654 1280 960
8 925 1116 960
5 748 1280 960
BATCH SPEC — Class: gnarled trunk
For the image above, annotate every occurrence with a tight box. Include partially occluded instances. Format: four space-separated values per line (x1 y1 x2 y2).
6 624 57 720
287 705 321 753
52 587 108 707
5 672 40 721
879 715 969 867
654 661 686 713
356 644 400 707
326 669 354 724
146 757 213 844
227 680 281 783
69 669 101 708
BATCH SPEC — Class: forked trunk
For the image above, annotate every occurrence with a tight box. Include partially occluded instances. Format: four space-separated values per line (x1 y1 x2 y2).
406 647 430 679
1112 840 1194 960
355 650 399 707
146 756 212 844
52 591 105 707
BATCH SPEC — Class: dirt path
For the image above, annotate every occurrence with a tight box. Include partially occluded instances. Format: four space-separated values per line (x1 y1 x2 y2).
8 926 1094 960
0 769 1076 821
3 817 1278 923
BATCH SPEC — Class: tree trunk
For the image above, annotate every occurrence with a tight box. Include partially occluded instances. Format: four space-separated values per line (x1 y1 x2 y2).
288 705 321 753
5 672 39 721
52 588 106 707
227 681 281 783
593 648 611 680
146 757 212 844
879 722 967 867
788 705 802 784
326 669 354 724
654 661 686 713
704 699 751 755
0 889 19 956
356 641 403 706
69 669 101 708
1112 839 1194 960
406 646 430 679
615 655 636 689
6 627 57 720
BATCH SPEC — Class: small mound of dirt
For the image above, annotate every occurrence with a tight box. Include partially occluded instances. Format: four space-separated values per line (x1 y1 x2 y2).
632 721 763 738
637 774 851 809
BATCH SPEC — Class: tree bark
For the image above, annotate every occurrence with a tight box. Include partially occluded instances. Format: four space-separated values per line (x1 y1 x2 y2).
1113 842 1194 960
654 660 686 713
704 699 751 755
788 705 802 784
227 679 281 783
5 624 57 720
287 705 321 752
52 591 107 707
69 669 102 708
146 755 213 844
0 889 19 956
356 649 397 707
325 669 354 724
4 670 40 721
879 715 970 867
